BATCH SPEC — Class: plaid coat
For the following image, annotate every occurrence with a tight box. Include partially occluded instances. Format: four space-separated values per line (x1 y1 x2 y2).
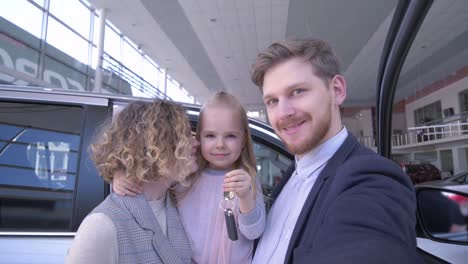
93 193 191 264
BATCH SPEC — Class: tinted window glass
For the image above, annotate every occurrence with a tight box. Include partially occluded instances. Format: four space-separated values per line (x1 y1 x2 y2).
253 141 292 208
0 124 23 140
0 102 83 231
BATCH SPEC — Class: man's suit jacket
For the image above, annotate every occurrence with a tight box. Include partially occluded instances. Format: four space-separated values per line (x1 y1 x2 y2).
271 134 422 264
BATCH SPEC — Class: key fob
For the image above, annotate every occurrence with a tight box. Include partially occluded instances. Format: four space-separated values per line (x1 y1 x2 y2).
224 208 238 241
224 191 235 200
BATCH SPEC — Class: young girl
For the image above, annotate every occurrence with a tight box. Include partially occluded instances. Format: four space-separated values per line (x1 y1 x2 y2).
114 92 266 263
66 101 197 264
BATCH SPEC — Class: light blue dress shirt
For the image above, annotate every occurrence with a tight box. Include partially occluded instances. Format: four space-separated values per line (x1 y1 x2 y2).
253 127 348 263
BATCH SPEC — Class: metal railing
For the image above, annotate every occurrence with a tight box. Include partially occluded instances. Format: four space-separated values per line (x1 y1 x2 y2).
392 120 468 146
357 117 468 148
358 136 376 148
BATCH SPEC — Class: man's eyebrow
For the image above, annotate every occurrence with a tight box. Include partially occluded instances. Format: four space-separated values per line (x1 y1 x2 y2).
286 81 307 90
262 82 308 101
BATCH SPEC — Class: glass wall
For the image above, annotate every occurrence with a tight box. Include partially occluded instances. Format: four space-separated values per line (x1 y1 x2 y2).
0 0 194 103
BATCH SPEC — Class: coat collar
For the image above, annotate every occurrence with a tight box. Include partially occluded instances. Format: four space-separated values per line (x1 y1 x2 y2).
116 193 190 264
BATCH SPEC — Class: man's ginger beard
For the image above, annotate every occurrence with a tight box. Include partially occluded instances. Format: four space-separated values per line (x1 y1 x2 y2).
277 96 332 155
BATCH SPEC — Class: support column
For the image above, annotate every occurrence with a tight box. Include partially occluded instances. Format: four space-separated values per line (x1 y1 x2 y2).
454 148 468 174
163 68 168 98
94 8 107 93
38 0 51 82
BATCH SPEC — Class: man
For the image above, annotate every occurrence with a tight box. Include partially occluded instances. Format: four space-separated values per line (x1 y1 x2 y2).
250 39 421 263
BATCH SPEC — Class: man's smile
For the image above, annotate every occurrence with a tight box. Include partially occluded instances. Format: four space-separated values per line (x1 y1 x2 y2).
280 120 306 135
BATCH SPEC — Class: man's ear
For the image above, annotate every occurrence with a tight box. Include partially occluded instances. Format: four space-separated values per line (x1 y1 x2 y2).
330 75 347 106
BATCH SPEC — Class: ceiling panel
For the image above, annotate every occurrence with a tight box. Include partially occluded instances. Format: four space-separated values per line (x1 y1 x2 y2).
88 0 468 111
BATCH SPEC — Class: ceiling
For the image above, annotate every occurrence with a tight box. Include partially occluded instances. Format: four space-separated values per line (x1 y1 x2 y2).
87 0 468 111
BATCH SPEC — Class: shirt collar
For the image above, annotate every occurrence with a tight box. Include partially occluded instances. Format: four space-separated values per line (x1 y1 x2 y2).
204 168 230 176
294 127 348 178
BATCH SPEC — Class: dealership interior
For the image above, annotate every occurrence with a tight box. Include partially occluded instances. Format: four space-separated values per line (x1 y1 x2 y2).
1 0 468 263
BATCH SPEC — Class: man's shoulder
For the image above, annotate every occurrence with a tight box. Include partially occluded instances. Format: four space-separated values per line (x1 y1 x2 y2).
338 137 400 171
346 149 401 172
324 139 410 186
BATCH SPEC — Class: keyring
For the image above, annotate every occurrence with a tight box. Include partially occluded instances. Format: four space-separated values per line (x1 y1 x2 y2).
220 199 235 211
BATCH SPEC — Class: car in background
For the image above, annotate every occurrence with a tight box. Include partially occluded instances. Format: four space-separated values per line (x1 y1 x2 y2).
436 171 468 185
400 162 442 184
419 171 468 194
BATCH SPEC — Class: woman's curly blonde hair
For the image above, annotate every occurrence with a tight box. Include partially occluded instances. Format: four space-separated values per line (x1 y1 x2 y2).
90 100 193 185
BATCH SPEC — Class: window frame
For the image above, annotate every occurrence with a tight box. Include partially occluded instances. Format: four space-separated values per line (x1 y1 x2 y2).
376 0 433 158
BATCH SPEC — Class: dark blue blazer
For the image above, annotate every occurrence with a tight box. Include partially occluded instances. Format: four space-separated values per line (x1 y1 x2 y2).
271 135 422 264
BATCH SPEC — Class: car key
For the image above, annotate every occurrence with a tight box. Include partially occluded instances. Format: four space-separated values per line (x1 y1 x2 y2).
224 208 238 241
223 181 237 241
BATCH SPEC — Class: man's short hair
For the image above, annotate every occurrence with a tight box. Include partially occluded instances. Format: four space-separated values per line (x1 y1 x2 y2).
250 38 342 90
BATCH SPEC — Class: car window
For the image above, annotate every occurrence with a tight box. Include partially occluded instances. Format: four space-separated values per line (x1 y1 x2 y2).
0 101 83 231
253 141 292 200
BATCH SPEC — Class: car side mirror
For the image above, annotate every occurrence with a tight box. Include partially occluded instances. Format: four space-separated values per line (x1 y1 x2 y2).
416 187 468 244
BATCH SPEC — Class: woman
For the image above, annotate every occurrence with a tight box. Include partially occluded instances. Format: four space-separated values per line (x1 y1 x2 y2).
66 100 197 264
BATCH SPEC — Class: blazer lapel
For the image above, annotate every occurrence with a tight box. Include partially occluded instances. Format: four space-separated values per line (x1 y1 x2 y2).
166 193 191 263
120 194 185 264
284 135 359 262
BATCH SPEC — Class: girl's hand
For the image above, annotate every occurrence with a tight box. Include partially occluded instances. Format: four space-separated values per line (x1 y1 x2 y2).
223 169 253 199
112 170 143 196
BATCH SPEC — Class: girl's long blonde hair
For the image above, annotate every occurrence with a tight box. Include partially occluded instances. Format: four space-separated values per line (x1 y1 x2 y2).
90 100 193 186
194 91 258 194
